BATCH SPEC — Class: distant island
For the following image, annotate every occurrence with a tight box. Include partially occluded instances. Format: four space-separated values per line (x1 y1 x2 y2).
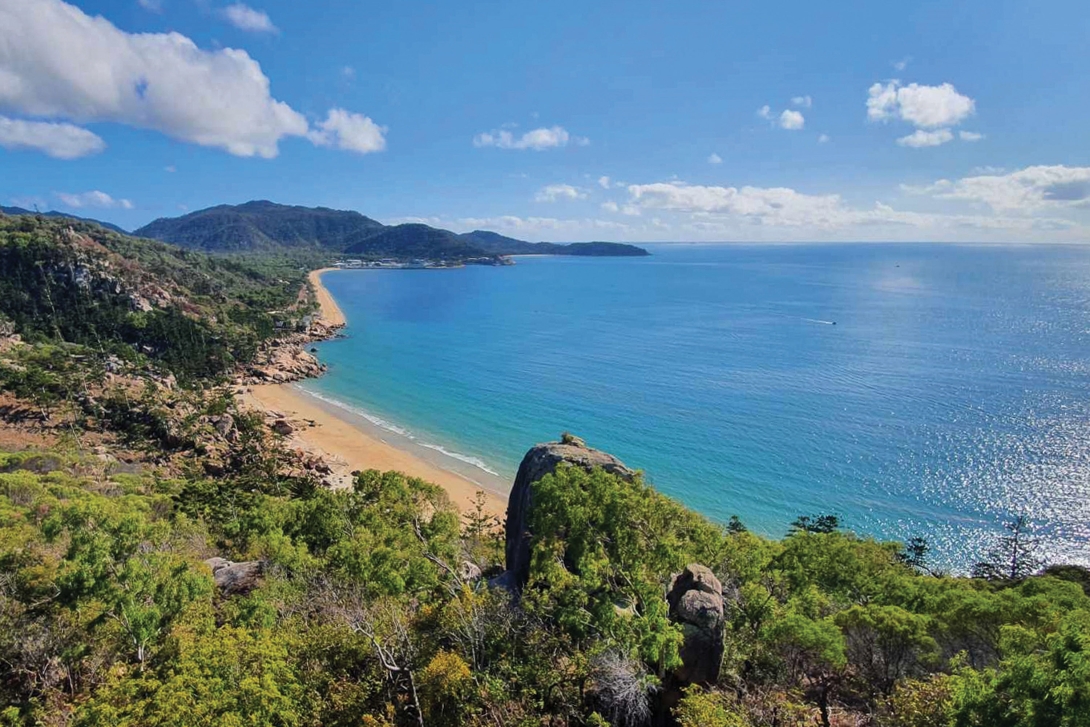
131 200 650 261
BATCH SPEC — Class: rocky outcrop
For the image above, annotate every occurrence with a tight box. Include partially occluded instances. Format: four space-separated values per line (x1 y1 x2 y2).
500 435 636 590
655 564 727 723
493 437 729 724
666 564 726 685
234 318 342 386
204 557 265 596
243 344 327 384
271 418 295 436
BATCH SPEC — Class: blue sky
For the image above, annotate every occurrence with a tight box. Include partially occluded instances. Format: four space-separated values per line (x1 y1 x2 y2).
1 0 1089 242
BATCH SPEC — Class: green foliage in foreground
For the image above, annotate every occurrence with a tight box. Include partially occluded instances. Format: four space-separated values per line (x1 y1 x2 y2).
0 453 1088 726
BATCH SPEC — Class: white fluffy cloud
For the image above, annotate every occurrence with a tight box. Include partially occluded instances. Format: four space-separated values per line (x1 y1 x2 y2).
628 182 843 226
903 165 1090 212
791 95 812 108
598 176 611 189
222 4 277 33
535 184 587 202
137 0 162 11
867 81 975 128
0 0 383 159
473 125 584 150
56 190 132 209
758 104 804 130
396 167 1090 243
707 152 722 164
779 110 805 130
868 80 977 149
0 115 105 158
896 128 954 148
818 134 830 143
620 176 1087 240
307 108 386 154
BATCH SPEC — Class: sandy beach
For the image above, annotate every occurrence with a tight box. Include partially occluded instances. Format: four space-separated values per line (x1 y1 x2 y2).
242 268 507 518
307 268 347 327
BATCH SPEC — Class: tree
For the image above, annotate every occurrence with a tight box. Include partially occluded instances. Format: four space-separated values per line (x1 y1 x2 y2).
77 623 305 727
763 611 846 727
897 536 933 574
948 610 1090 727
674 687 748 727
790 515 840 534
835 604 938 695
971 515 1043 581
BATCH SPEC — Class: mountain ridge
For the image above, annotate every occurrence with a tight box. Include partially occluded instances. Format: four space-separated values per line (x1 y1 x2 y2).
133 200 649 258
134 200 386 253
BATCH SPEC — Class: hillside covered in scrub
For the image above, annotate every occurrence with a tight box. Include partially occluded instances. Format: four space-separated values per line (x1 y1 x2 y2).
0 213 1087 727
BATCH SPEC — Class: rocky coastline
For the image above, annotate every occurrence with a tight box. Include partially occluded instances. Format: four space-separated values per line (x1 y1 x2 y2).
235 318 343 386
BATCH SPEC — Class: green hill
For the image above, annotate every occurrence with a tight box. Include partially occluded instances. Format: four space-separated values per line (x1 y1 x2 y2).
135 201 649 259
459 230 649 257
458 229 544 254
344 223 485 259
558 241 651 256
134 200 385 253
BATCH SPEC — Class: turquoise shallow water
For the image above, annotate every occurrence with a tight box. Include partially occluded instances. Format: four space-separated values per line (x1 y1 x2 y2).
303 243 1090 571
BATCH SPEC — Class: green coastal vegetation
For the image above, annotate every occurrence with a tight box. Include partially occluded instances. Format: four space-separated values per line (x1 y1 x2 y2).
0 212 1088 726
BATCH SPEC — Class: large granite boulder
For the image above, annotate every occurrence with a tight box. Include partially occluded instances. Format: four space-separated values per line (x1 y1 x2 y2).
655 564 727 723
204 557 265 596
501 435 636 590
666 564 726 685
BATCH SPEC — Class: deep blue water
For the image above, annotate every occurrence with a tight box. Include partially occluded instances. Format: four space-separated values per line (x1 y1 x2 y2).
305 244 1090 571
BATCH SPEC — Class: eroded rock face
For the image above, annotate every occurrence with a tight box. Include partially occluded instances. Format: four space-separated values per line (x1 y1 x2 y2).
502 436 636 590
204 557 264 596
666 564 726 685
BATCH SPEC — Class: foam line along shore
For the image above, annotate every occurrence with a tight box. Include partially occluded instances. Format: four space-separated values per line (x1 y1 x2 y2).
239 268 507 517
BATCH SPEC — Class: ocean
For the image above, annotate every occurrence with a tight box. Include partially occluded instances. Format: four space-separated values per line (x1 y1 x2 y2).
302 243 1090 571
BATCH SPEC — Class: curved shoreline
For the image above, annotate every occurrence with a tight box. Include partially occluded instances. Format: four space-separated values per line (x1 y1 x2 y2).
308 268 347 327
242 268 507 517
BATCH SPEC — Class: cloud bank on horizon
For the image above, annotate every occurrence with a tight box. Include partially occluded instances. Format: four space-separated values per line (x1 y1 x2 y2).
1 0 1088 243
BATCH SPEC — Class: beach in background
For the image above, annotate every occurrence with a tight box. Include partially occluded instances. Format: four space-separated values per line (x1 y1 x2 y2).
241 268 507 517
